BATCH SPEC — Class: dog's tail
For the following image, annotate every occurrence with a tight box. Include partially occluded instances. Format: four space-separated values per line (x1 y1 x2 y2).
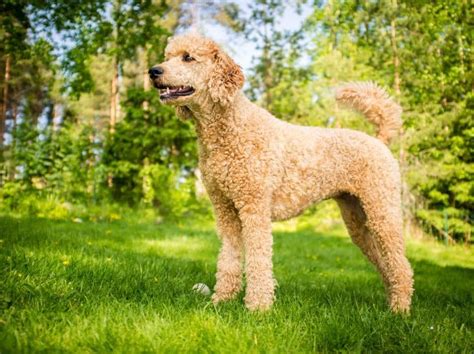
335 82 402 144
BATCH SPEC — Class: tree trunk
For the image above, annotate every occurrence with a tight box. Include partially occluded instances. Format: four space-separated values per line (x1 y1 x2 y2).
390 0 400 96
109 57 119 133
390 0 410 234
142 46 150 111
262 22 273 109
107 61 118 188
7 100 18 180
1 54 11 147
143 71 150 111
262 43 273 109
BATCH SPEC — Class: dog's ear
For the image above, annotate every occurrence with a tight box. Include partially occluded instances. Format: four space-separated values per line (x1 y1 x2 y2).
175 106 194 120
208 49 244 106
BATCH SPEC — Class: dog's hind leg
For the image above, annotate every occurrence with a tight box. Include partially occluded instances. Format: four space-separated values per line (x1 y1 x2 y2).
336 194 388 288
210 192 244 304
357 188 414 314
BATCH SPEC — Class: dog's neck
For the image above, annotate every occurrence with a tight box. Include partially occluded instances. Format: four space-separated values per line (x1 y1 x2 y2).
186 97 226 123
186 93 247 151
186 92 245 122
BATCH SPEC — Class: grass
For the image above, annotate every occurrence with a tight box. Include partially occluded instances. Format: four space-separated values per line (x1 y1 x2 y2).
0 214 472 353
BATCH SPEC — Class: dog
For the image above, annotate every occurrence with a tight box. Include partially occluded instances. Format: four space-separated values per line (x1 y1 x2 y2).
149 34 414 313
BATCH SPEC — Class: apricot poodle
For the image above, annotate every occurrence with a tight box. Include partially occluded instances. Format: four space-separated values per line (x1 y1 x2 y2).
149 34 414 313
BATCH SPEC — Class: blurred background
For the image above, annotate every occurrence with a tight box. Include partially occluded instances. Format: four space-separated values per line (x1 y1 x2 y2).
0 0 472 244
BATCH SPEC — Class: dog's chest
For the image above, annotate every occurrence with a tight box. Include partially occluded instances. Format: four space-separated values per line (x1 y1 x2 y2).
199 148 241 193
199 141 270 198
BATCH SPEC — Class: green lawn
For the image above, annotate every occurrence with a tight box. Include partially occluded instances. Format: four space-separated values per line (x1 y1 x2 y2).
0 215 472 353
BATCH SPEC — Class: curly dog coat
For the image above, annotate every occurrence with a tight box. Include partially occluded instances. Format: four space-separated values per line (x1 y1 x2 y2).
149 34 414 313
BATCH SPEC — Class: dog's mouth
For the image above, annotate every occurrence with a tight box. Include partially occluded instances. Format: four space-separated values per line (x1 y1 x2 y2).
155 84 195 100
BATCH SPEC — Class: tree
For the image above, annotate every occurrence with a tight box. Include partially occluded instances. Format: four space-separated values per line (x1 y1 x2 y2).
304 0 473 241
102 87 197 211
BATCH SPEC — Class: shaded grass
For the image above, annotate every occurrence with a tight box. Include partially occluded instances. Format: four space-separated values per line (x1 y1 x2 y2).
0 215 472 353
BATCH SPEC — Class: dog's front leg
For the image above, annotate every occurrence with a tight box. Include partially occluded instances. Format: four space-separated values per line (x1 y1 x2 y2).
210 196 244 304
240 204 275 311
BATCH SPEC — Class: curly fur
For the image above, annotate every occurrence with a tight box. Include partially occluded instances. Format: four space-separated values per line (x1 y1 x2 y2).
336 82 403 144
150 34 414 313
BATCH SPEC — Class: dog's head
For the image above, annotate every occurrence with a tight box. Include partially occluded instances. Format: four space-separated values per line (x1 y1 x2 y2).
149 34 244 118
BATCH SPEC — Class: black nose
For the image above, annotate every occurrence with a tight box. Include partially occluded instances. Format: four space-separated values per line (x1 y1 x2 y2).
148 67 164 79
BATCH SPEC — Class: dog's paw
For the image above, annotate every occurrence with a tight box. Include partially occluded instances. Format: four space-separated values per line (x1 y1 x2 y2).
212 274 242 304
244 297 274 312
211 293 222 304
211 291 237 304
389 297 411 315
244 289 275 312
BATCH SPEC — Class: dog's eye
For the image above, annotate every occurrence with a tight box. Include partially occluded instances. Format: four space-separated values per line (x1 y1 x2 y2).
183 54 195 62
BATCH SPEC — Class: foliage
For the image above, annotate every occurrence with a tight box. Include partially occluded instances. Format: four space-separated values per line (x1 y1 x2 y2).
0 0 472 241
61 0 169 97
263 0 473 242
0 0 202 220
102 87 198 213
10 121 99 199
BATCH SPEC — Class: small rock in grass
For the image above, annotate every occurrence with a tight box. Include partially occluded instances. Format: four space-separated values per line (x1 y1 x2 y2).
192 283 211 296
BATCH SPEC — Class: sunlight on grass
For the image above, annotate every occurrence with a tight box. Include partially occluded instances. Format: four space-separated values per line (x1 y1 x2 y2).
137 237 214 262
0 216 472 352
407 238 473 269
